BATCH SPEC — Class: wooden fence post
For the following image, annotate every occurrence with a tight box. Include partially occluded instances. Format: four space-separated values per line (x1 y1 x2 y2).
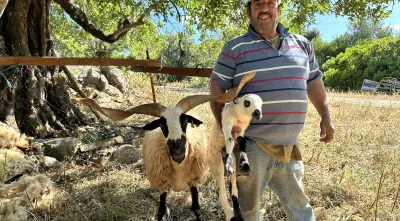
146 50 157 103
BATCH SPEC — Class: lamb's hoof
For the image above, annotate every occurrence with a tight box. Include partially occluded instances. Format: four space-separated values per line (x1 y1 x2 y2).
238 163 251 176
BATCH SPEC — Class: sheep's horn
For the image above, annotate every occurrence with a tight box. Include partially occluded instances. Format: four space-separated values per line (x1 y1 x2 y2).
71 98 167 120
213 71 256 103
176 71 256 113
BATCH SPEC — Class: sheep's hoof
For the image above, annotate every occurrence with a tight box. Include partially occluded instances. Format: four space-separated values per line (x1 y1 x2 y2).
238 163 251 176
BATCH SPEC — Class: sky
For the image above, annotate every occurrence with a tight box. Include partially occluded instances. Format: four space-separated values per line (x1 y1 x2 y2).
310 4 400 42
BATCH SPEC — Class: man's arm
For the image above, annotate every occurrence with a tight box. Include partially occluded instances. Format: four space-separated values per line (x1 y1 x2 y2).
307 79 335 144
210 83 226 131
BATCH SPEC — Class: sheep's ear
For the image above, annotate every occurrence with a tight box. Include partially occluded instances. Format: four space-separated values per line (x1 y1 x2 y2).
233 98 239 104
142 119 162 130
186 115 203 127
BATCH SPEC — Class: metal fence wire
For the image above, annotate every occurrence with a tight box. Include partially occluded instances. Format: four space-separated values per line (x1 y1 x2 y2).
0 64 215 137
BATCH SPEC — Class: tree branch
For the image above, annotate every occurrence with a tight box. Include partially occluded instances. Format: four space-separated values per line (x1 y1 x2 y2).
38 0 47 56
169 0 181 22
53 0 153 43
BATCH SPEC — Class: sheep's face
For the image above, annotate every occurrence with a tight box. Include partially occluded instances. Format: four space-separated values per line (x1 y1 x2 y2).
142 107 203 164
237 94 263 120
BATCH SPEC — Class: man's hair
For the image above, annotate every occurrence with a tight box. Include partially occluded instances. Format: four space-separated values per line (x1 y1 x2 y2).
246 0 282 8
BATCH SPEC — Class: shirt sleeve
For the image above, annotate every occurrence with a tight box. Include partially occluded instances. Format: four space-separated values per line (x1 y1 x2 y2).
307 43 323 86
210 43 237 90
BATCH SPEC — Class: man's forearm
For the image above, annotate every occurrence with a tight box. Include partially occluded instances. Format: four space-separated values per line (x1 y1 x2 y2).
307 79 331 120
210 83 226 130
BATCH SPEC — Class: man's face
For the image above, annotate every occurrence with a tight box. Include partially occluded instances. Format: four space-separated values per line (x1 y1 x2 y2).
248 0 280 34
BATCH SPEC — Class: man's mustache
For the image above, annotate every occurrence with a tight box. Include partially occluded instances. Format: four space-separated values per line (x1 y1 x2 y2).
258 12 271 19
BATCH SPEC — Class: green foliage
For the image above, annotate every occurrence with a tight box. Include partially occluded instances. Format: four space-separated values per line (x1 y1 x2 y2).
158 33 221 82
50 1 165 59
50 0 399 60
322 37 400 91
313 19 394 71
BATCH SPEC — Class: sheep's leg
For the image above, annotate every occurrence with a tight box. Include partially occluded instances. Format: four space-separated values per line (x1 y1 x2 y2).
210 147 235 220
190 186 203 221
229 156 244 221
223 122 235 175
157 192 169 221
237 136 251 176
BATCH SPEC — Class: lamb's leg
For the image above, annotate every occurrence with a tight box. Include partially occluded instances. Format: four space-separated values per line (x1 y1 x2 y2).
222 122 235 175
157 192 169 221
237 136 251 176
190 186 203 221
229 155 244 221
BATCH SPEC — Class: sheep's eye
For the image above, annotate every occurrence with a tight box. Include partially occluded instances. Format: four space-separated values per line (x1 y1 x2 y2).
244 100 251 107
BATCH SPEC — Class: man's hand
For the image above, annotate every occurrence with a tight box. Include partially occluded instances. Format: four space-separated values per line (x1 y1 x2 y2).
319 118 334 144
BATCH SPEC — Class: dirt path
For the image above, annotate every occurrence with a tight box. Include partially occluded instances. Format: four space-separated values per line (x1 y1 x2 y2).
329 96 400 108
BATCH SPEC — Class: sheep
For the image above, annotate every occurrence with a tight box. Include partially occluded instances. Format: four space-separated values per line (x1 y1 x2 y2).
208 93 263 221
222 93 263 176
71 70 255 221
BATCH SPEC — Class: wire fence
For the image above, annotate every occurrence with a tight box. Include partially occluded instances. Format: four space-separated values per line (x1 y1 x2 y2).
0 61 216 138
69 64 215 128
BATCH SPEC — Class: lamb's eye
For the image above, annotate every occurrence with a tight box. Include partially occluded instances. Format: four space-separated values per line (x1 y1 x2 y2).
244 100 250 107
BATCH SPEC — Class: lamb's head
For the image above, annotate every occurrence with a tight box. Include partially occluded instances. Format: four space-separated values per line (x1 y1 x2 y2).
71 71 257 164
234 94 263 121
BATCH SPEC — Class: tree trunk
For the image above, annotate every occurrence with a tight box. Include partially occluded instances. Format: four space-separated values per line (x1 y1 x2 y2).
0 0 80 137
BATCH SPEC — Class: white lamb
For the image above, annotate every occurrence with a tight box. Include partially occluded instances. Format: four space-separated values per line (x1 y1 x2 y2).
208 93 263 221
222 93 263 176
71 71 255 221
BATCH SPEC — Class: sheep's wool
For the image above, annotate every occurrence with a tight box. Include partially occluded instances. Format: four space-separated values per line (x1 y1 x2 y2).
0 122 30 150
142 122 208 192
0 174 53 221
0 149 37 183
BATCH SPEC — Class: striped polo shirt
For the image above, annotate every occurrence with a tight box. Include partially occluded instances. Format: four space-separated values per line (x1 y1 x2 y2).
210 23 323 145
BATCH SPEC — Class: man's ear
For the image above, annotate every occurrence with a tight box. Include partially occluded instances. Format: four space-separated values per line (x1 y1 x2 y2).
186 115 203 127
142 119 161 130
247 7 251 17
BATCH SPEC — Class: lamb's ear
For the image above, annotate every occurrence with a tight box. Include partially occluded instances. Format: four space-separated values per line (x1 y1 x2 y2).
233 98 239 104
142 119 162 130
186 115 203 127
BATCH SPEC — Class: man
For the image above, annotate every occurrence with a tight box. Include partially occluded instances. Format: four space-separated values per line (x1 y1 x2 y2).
210 0 335 220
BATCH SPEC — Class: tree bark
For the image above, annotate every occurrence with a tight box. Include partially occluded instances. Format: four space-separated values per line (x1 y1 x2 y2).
0 0 80 137
0 0 8 17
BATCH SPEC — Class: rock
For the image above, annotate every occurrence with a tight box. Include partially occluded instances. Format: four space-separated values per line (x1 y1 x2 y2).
78 136 124 152
39 137 79 161
100 66 128 93
79 68 108 91
104 84 122 97
110 145 141 164
42 156 61 168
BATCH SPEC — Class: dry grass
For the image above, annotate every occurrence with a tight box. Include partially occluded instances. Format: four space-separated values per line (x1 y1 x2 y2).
26 82 400 221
